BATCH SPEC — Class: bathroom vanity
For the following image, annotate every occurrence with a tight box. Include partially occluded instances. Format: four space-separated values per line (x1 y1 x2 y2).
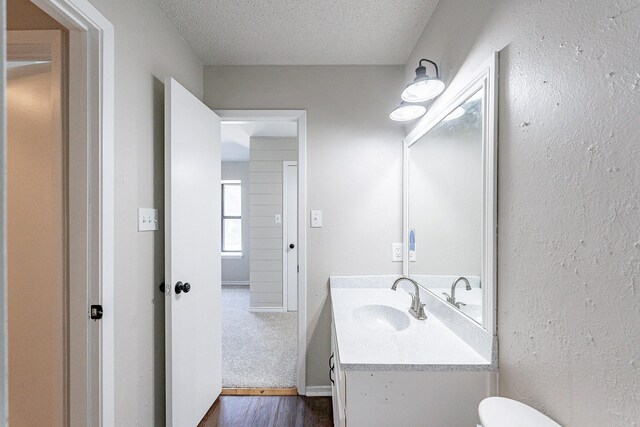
330 276 496 426
328 54 500 426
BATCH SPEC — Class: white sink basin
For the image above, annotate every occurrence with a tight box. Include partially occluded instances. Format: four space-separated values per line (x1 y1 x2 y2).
353 304 410 332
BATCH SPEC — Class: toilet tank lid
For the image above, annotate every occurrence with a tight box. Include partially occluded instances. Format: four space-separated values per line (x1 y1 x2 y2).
479 397 561 427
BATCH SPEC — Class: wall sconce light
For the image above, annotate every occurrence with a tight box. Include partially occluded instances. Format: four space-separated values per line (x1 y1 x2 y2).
390 58 445 121
402 59 445 103
389 101 427 122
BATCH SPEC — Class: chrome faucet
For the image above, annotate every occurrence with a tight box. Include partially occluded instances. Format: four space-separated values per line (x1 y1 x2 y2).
391 276 427 320
442 276 471 309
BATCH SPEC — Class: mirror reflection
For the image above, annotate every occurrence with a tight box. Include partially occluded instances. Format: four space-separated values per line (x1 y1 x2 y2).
408 89 485 325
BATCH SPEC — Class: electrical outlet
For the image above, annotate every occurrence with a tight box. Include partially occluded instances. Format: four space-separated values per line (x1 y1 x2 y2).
275 214 282 224
311 210 322 228
392 243 403 262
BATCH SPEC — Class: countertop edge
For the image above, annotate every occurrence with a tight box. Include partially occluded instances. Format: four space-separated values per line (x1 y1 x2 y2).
339 362 498 372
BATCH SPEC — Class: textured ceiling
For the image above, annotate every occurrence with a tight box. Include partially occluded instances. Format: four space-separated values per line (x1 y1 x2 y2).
154 0 439 65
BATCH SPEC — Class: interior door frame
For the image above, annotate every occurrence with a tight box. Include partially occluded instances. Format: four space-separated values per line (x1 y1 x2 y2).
215 110 308 395
282 160 298 312
11 1 115 425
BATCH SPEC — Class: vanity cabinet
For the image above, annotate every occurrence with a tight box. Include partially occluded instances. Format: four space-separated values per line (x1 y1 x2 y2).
330 326 346 427
330 320 492 426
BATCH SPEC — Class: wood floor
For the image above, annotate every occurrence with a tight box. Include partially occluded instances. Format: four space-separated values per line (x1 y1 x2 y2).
198 395 333 427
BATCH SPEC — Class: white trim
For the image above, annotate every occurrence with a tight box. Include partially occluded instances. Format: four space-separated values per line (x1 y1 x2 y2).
282 160 298 312
249 307 287 313
29 1 115 425
305 386 332 397
215 110 308 395
221 281 249 286
403 53 499 335
402 136 409 277
221 252 242 259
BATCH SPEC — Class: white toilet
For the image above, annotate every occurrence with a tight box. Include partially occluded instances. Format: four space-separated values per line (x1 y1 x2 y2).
478 397 562 427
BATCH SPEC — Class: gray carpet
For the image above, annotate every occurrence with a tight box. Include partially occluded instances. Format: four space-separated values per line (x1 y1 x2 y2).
222 286 297 388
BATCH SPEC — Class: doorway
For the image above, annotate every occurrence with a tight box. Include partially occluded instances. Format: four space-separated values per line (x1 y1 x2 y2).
219 118 302 391
6 27 65 426
2 0 115 424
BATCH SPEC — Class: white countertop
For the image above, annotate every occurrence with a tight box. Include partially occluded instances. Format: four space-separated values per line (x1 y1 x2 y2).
331 283 495 371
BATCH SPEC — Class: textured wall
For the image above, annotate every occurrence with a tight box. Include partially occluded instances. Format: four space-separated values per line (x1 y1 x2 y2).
204 65 405 387
407 0 640 424
221 161 250 284
248 137 297 309
84 0 203 425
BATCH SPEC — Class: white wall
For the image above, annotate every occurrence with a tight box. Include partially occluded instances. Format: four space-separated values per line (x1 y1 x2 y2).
84 0 203 424
221 161 250 283
204 65 405 386
407 0 640 424
249 137 297 308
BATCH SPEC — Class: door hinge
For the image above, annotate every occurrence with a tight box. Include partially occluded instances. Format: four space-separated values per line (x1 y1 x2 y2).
90 304 103 320
297 265 299 273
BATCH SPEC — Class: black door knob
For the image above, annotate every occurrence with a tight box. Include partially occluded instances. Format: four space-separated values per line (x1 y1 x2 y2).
289 243 295 249
175 281 184 294
183 282 191 293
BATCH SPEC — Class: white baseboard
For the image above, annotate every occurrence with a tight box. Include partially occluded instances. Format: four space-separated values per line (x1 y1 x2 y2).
222 281 249 286
249 307 286 313
305 386 332 397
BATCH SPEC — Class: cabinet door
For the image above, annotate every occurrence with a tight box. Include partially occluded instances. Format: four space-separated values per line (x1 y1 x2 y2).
331 324 346 427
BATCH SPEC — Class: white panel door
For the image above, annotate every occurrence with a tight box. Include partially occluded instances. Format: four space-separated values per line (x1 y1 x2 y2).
165 78 221 427
284 163 298 311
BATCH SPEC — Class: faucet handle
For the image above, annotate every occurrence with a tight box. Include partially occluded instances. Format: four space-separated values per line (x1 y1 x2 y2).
442 292 451 302
416 302 427 320
408 292 417 310
455 301 467 308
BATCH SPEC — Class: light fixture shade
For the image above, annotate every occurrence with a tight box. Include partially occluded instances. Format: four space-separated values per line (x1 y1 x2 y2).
401 58 445 103
401 78 445 103
389 102 426 122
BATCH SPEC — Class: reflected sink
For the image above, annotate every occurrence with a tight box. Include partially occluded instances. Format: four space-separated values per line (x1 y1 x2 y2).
458 302 483 323
353 304 411 332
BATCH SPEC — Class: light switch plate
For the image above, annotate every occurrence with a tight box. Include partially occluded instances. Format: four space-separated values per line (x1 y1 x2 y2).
138 208 158 231
392 243 403 262
310 210 322 228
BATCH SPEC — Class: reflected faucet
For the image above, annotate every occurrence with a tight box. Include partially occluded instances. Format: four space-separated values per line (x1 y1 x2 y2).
391 276 427 320
442 276 471 309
